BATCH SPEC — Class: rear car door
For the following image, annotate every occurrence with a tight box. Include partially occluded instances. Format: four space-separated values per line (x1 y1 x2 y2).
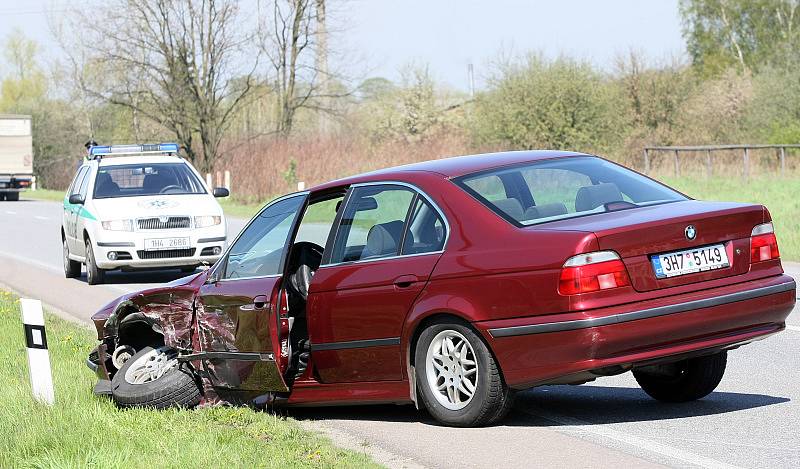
195 193 307 392
307 183 448 383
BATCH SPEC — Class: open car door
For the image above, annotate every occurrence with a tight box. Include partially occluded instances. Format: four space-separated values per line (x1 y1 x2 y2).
194 193 307 392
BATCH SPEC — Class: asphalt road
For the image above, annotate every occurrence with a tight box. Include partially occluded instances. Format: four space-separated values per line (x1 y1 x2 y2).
1 198 799 469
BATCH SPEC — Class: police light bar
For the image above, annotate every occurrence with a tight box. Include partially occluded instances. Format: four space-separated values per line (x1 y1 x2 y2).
88 143 180 160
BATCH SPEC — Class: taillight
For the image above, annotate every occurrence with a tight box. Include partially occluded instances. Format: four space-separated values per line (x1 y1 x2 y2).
559 251 630 295
750 222 780 263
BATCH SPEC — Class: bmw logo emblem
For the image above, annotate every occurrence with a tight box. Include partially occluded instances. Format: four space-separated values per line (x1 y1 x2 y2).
685 225 697 240
159 215 169 223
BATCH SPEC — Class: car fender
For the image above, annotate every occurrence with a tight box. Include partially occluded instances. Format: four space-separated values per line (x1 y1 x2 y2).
95 271 207 351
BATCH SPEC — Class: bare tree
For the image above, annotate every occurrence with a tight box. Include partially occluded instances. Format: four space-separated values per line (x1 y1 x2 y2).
73 0 257 172
258 0 349 136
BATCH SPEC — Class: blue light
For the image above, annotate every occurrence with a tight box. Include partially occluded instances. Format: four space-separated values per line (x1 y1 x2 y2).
89 146 111 156
87 143 179 159
159 143 179 153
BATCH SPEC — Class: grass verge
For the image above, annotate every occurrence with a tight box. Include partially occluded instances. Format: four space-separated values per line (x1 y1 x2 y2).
0 291 378 468
661 175 800 261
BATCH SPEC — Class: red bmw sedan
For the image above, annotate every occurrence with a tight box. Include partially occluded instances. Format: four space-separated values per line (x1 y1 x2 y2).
87 151 795 427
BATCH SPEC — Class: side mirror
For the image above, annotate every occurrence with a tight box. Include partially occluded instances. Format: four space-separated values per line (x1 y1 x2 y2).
68 193 85 205
213 187 230 198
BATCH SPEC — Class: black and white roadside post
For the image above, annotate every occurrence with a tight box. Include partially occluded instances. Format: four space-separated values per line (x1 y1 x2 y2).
20 298 54 405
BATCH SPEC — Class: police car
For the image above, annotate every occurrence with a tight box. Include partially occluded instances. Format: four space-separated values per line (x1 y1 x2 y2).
62 143 229 284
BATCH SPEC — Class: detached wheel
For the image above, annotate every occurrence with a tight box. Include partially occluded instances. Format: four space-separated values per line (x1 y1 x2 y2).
111 346 201 409
63 237 81 278
85 239 106 285
415 321 514 427
633 351 727 403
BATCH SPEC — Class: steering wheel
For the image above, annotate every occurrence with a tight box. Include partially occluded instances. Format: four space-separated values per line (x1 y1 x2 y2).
159 185 183 194
288 242 324 301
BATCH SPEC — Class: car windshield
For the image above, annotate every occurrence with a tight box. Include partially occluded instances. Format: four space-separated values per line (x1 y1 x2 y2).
93 162 206 199
454 156 687 226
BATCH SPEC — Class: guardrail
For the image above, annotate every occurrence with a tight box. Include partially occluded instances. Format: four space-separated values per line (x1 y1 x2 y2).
643 144 800 178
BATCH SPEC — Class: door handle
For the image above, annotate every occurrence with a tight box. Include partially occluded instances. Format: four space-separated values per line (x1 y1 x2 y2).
253 295 269 309
240 295 270 311
393 274 419 289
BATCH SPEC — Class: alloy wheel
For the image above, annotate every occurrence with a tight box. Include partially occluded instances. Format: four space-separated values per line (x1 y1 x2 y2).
123 346 179 385
425 329 479 410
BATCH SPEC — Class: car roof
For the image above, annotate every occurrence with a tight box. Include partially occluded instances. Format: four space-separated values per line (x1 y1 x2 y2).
96 155 187 167
310 150 590 191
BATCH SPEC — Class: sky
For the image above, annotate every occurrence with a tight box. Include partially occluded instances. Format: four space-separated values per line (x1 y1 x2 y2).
0 0 686 91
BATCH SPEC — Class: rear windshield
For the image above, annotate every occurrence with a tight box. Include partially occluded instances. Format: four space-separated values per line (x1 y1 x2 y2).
453 156 687 226
93 163 206 199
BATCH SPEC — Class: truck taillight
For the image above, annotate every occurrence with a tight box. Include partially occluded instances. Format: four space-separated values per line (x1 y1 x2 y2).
559 251 630 295
751 222 780 263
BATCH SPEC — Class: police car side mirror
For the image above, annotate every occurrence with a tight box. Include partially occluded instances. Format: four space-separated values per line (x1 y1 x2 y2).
68 194 85 205
212 187 229 198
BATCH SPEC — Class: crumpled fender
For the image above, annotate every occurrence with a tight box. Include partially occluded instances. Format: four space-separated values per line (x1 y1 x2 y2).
93 271 208 350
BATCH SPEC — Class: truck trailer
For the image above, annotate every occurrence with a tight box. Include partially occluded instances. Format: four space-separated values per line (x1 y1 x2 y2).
0 114 34 201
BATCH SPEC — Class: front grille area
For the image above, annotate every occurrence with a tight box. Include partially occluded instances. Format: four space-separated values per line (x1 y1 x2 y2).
137 216 191 230
137 248 196 259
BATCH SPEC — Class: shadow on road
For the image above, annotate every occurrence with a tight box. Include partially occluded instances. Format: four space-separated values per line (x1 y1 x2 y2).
284 384 789 427
74 269 195 285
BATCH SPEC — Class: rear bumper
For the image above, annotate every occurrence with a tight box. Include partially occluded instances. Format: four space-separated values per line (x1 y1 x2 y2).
0 174 32 191
476 274 796 389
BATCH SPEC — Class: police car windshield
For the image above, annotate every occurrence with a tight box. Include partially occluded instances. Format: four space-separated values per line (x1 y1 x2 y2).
93 163 206 199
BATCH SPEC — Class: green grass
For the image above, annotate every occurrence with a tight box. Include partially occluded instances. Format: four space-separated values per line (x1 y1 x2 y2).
660 175 800 261
22 189 65 203
0 292 378 469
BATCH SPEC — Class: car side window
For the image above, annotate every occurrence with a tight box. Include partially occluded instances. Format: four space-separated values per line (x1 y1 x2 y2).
330 185 415 263
402 197 446 255
78 168 93 199
221 195 305 280
295 195 344 247
69 167 88 197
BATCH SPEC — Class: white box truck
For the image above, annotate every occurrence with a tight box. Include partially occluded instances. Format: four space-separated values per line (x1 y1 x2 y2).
0 114 34 201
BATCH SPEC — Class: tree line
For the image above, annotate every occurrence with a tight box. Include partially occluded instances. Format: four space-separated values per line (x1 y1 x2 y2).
1 0 799 191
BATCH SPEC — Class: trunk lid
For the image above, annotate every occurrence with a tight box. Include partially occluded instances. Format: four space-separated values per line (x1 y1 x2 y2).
537 200 765 292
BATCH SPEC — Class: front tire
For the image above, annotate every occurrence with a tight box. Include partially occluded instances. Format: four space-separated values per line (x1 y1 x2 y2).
63 237 81 278
633 351 727 403
5 192 19 201
85 239 106 285
111 346 201 409
415 321 514 427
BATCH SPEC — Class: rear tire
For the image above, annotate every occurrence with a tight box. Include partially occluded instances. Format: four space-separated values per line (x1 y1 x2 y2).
0 193 5 201
633 351 727 403
63 237 81 278
111 346 201 409
85 239 106 285
415 321 515 427
5 192 19 201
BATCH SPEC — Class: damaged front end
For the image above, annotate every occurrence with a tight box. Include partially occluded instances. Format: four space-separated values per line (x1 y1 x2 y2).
87 273 204 395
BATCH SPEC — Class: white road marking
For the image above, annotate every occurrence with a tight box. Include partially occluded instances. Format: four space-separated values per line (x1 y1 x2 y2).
0 251 133 296
34 215 49 220
521 406 743 469
5 211 17 215
787 325 800 332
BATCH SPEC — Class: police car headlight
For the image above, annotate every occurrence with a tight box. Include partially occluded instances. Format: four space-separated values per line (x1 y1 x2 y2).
101 219 134 231
194 216 222 228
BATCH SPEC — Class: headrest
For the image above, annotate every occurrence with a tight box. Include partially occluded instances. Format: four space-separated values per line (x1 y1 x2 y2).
491 198 524 221
575 183 623 212
524 202 568 220
365 220 405 258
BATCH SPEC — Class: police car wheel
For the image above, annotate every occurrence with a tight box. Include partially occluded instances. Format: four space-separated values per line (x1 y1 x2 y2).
63 238 81 278
85 239 106 285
